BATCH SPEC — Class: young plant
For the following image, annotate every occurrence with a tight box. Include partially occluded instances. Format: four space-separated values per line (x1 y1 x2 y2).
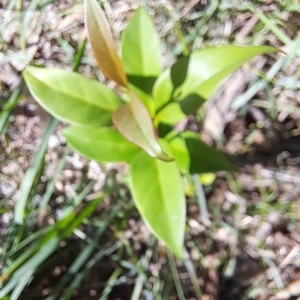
23 0 277 258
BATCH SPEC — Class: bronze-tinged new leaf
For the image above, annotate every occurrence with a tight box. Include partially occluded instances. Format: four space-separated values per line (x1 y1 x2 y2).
85 0 128 87
113 91 173 162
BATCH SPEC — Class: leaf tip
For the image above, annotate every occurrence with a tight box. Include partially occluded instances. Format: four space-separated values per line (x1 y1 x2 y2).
84 0 128 87
155 151 174 162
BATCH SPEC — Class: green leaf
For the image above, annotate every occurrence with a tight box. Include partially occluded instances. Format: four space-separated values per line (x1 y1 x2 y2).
23 67 122 127
154 102 191 127
121 6 161 78
200 173 216 186
62 125 140 164
153 46 277 112
113 91 173 162
169 131 236 174
85 0 128 87
129 144 185 258
121 6 161 115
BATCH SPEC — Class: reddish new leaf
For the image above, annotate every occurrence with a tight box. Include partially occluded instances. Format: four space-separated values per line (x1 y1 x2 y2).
113 91 173 162
85 0 128 87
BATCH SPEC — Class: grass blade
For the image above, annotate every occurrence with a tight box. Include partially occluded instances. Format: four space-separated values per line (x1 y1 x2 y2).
20 0 39 51
0 0 18 41
193 174 209 222
59 242 122 300
0 80 24 135
183 248 202 299
1 197 104 298
39 146 70 211
246 4 292 46
259 250 284 291
47 203 122 300
13 117 57 224
167 251 185 300
10 270 33 300
99 267 122 300
0 237 60 298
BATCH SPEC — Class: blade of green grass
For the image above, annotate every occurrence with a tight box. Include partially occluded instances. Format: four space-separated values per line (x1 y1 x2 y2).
259 250 284 290
120 238 156 299
245 4 292 47
189 0 219 52
10 270 33 300
3 181 97 261
46 203 122 300
37 0 57 10
58 241 122 300
1 197 104 297
1 212 75 283
0 80 24 135
183 248 202 299
284 4 300 12
193 174 209 223
2 224 57 260
39 146 70 211
167 251 185 300
0 236 60 297
231 56 285 110
13 117 57 224
151 278 162 300
130 246 153 300
0 0 55 41
1 222 20 259
0 0 18 42
20 0 39 51
99 267 122 300
59 179 96 220
130 275 145 300
57 3 84 18
72 38 87 70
